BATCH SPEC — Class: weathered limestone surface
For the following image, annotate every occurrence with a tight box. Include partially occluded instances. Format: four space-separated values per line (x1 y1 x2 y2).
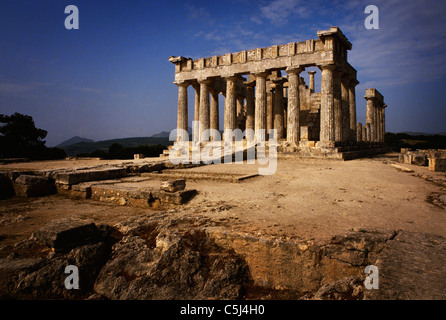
13 174 56 198
2 215 445 300
34 218 101 253
54 168 127 185
160 179 186 193
364 231 446 300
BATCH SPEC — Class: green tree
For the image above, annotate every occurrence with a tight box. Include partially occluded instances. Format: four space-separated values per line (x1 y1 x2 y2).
0 112 65 160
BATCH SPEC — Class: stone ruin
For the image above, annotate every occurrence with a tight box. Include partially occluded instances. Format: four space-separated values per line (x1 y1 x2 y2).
399 148 446 172
169 27 388 159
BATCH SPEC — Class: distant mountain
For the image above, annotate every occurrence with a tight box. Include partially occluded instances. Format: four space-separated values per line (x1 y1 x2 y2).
59 136 173 157
399 131 446 136
57 136 94 147
151 131 171 138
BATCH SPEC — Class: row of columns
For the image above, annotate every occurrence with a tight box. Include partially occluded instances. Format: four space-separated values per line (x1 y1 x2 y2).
175 65 358 147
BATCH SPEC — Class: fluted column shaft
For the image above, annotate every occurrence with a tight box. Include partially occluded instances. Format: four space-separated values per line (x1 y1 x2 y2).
333 70 342 142
176 82 189 141
192 84 200 142
198 79 212 142
356 122 362 142
245 83 255 140
308 71 316 93
286 67 304 145
341 76 350 142
224 76 237 141
267 88 274 135
365 97 376 142
210 89 219 133
274 83 284 140
254 72 268 141
319 65 336 146
349 80 358 141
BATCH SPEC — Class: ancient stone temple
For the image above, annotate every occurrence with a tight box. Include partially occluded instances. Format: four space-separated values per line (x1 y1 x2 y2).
169 27 388 158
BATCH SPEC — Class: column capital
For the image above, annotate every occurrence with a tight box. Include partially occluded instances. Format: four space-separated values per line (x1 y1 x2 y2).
307 70 316 75
175 81 189 88
224 75 239 82
285 66 304 75
363 95 376 101
244 79 256 87
319 64 336 71
253 71 269 78
197 78 213 85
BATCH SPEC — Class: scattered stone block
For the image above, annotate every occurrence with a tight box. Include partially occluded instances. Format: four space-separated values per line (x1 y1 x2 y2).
13 174 56 198
134 154 144 159
390 164 414 173
160 179 186 193
34 218 100 253
151 189 197 206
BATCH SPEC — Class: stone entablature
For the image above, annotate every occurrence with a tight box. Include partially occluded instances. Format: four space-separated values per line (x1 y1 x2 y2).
169 26 355 83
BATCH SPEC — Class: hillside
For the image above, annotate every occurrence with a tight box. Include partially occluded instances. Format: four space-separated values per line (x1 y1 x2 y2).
60 136 172 157
56 136 94 147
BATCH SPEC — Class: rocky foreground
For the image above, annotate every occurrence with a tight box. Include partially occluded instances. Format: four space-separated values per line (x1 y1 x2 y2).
1 213 445 300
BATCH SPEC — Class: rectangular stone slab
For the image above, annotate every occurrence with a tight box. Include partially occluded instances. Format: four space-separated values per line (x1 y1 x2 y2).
34 218 100 253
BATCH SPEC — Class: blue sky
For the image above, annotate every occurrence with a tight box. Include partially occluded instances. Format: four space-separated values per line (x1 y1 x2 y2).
0 0 445 146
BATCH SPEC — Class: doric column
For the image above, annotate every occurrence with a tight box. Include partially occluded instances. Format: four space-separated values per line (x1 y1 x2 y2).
349 79 359 142
376 104 381 143
273 80 285 140
286 67 304 145
341 75 350 142
254 72 269 141
318 64 336 147
198 79 212 142
210 88 219 133
356 122 362 142
362 125 367 142
308 71 316 93
236 96 244 117
333 70 343 142
192 83 200 143
267 86 274 136
224 76 237 141
365 123 371 142
175 82 189 141
382 104 387 143
365 96 376 142
245 81 255 141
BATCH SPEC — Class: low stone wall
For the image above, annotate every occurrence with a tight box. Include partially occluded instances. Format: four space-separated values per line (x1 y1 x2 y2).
0 161 198 207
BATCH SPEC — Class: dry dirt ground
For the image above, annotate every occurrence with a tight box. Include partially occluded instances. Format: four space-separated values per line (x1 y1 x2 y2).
1 153 445 246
